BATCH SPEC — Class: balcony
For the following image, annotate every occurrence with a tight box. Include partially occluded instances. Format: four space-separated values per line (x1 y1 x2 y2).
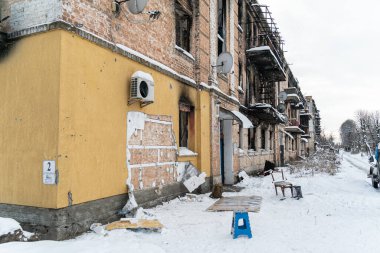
284 126 305 134
246 45 286 82
284 88 300 102
242 103 286 125
300 111 312 120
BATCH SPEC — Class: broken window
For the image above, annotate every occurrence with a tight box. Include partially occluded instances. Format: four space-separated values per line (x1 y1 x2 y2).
261 128 266 150
179 99 194 148
238 61 243 88
246 15 252 49
269 130 273 150
179 104 190 147
217 0 227 55
248 128 256 150
175 1 192 52
238 0 243 26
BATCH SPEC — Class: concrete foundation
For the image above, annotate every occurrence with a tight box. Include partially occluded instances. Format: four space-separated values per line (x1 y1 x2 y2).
0 178 212 240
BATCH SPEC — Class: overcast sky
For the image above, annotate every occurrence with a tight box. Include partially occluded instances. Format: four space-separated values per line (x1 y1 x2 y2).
262 0 380 141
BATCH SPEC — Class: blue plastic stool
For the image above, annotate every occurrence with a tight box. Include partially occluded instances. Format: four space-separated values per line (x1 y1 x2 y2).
231 211 252 239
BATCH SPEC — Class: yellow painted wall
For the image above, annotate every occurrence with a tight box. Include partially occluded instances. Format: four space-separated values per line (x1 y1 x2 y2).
56 31 211 208
0 31 61 208
0 30 211 208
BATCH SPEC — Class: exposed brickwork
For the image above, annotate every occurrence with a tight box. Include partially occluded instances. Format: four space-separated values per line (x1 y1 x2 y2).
127 114 178 191
61 0 197 82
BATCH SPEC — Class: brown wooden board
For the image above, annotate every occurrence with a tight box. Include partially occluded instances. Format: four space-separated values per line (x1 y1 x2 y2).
206 195 263 213
105 219 164 232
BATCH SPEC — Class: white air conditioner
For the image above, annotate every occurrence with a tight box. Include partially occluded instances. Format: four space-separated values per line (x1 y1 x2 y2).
130 71 154 103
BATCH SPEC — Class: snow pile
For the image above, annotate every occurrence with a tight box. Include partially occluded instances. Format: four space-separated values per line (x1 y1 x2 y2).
0 218 21 237
289 149 340 176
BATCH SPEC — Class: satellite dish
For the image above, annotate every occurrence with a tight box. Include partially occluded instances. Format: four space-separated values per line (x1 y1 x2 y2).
277 103 286 113
216 52 233 74
279 91 287 102
127 0 149 14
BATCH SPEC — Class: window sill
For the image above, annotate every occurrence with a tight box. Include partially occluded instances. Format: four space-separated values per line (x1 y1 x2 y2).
178 147 198 157
175 45 195 61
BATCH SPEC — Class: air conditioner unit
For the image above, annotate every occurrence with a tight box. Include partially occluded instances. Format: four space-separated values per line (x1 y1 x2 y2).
130 71 154 104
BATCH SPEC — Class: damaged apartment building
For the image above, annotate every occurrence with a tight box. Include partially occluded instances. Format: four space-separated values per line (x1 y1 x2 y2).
0 0 321 240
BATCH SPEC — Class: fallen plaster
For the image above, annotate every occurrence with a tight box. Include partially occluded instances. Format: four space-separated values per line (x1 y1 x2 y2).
123 112 147 213
123 112 179 214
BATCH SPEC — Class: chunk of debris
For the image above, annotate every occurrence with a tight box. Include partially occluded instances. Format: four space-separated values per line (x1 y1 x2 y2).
183 172 206 192
90 223 107 236
179 193 203 202
238 171 250 181
209 184 223 199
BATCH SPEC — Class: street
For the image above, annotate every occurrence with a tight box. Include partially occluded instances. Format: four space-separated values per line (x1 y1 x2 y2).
1 151 379 253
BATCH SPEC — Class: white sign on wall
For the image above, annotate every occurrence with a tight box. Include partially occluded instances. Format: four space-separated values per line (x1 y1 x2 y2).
43 160 56 185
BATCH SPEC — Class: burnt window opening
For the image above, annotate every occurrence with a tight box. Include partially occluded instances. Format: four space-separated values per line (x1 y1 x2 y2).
261 128 266 150
217 0 227 55
248 128 256 150
179 99 194 148
175 1 192 52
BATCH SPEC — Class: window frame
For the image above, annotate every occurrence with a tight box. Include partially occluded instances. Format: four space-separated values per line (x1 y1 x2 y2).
175 1 193 53
217 0 227 55
261 128 266 150
248 127 256 150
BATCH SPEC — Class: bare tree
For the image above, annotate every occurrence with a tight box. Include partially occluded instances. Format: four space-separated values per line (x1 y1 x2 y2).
340 119 359 152
355 110 380 154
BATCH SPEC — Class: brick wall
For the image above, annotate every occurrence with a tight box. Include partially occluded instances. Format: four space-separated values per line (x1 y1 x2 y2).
4 0 62 32
61 0 197 81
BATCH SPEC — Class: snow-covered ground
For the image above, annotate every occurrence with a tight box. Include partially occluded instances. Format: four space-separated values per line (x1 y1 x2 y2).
1 151 379 253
